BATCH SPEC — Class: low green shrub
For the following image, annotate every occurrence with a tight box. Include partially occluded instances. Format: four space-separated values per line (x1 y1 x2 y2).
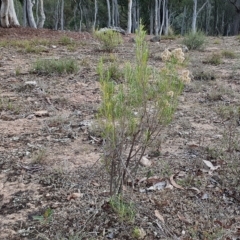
182 31 206 50
94 29 123 52
32 58 79 75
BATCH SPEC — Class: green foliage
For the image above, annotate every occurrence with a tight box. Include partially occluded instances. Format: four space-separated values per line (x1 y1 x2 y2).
94 29 123 52
97 60 123 83
109 195 136 222
204 53 222 65
221 50 236 59
98 24 186 195
132 227 146 239
0 97 19 114
59 35 73 45
32 58 79 75
32 148 47 164
32 208 53 224
15 66 21 76
182 31 206 50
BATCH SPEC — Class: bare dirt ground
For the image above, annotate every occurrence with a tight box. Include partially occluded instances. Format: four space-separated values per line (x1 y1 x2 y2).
0 27 240 240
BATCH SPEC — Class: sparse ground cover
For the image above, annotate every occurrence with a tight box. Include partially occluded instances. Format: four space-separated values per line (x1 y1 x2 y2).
0 28 240 240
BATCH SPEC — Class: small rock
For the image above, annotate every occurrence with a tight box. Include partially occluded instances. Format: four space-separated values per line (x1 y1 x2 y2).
26 114 35 119
150 35 161 42
24 81 37 86
140 156 152 167
178 96 185 102
34 110 49 117
25 151 30 156
67 192 83 201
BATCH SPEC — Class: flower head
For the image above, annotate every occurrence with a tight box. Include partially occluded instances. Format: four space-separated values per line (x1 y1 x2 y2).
167 91 174 97
161 49 171 62
180 70 191 84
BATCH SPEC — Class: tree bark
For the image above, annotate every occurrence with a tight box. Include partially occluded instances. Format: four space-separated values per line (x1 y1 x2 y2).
165 0 169 35
110 0 119 27
0 0 20 27
127 0 132 33
192 0 208 33
60 0 64 30
154 0 159 35
159 0 165 36
93 0 97 29
24 0 37 28
106 0 111 27
228 0 240 34
78 1 83 31
54 0 59 30
181 6 187 35
132 0 136 32
233 11 240 34
37 0 45 28
150 1 154 35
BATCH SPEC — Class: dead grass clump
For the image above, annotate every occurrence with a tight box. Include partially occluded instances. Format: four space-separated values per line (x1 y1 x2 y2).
0 97 19 114
0 38 50 53
32 148 47 164
193 71 216 81
203 53 222 65
46 115 69 128
221 50 236 59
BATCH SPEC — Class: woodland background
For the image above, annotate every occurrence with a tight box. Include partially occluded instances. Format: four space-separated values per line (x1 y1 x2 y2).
11 0 240 36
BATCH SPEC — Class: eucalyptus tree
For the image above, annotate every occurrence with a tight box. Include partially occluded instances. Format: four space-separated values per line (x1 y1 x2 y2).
228 0 240 34
0 0 45 28
36 0 45 28
0 0 20 27
22 0 37 28
127 0 132 33
106 0 111 26
192 0 208 33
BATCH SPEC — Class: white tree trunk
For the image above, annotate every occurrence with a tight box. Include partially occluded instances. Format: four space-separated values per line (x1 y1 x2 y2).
192 0 197 33
23 0 27 26
0 0 20 27
25 0 37 28
37 0 45 28
165 3 169 35
115 0 119 26
154 0 159 35
36 0 39 26
127 0 132 34
192 0 208 33
60 0 64 30
78 1 83 32
93 0 98 29
106 0 111 27
111 0 114 26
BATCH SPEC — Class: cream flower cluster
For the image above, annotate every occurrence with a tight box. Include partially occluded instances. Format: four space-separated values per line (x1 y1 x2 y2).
161 48 185 63
167 91 174 97
180 70 191 84
161 49 172 62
